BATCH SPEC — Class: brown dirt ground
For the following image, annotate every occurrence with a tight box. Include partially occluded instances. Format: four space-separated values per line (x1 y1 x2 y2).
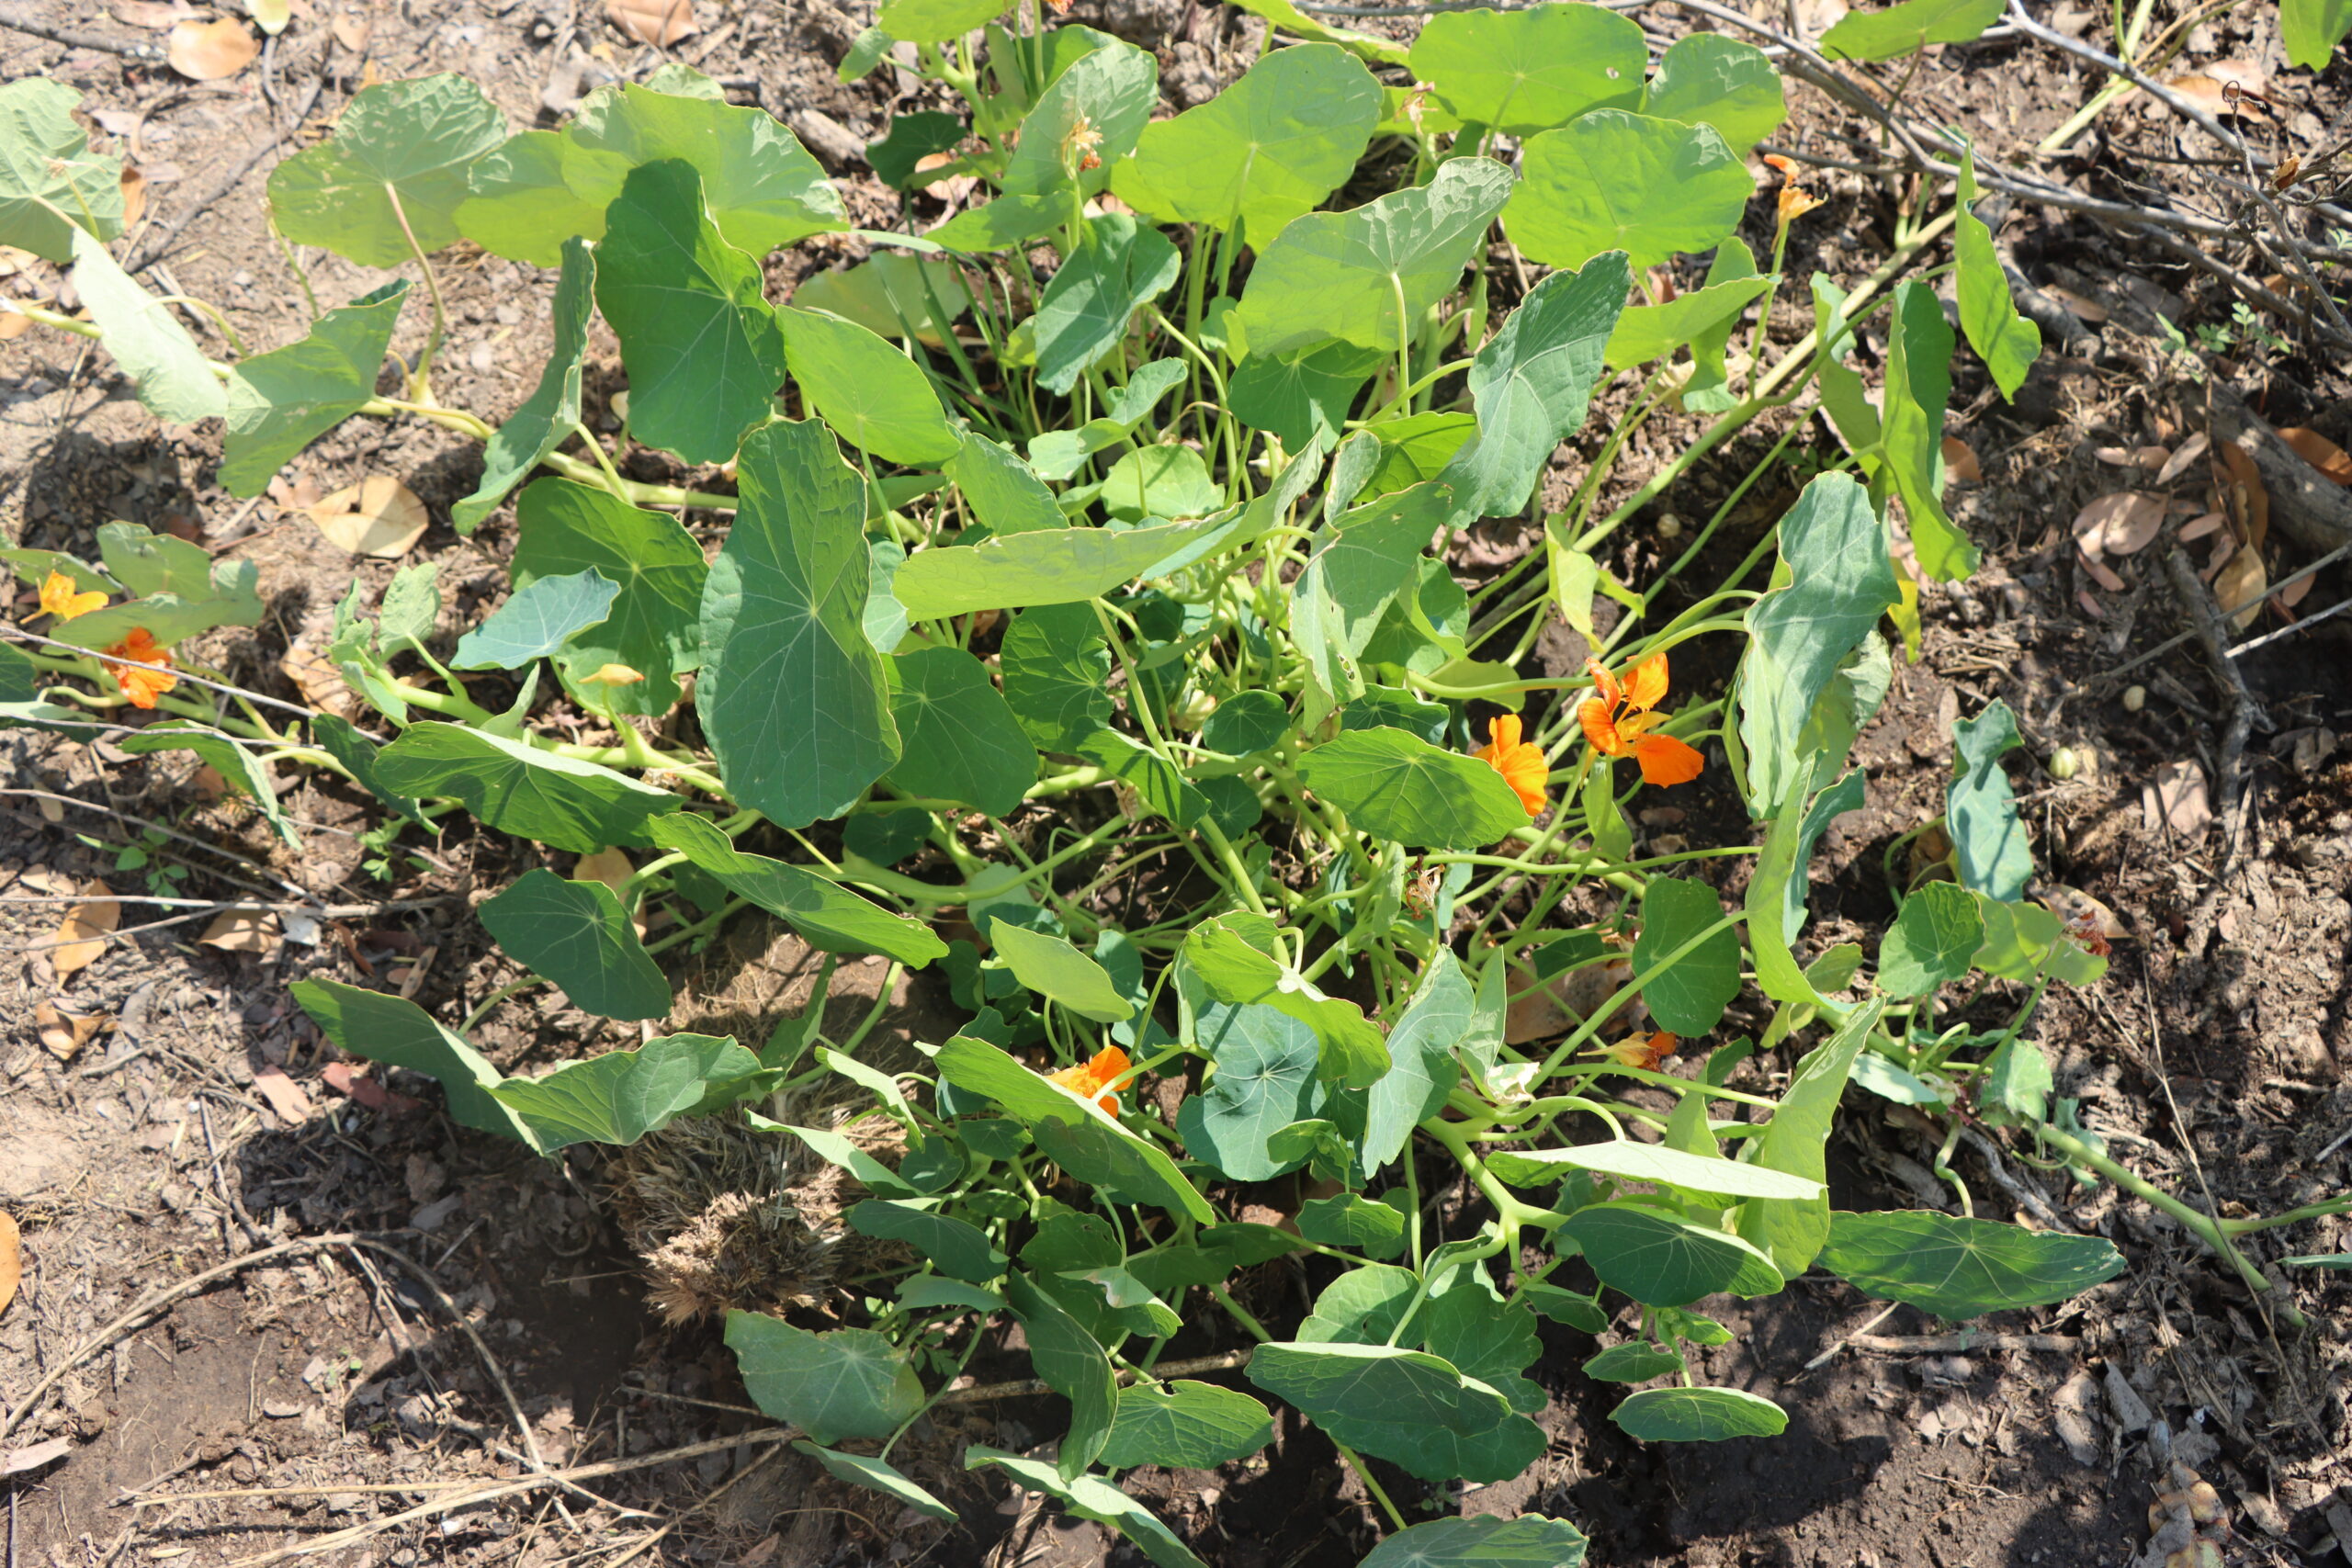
5 0 2352 1565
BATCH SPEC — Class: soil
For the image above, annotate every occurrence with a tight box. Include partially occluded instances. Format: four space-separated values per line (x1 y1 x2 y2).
6 0 2352 1565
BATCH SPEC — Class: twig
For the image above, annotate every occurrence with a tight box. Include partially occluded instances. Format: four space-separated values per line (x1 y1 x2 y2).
1848 1332 2081 1353
2100 542 2352 682
0 626 320 720
1803 1302 1903 1370
125 73 327 275
2228 594 2352 657
2162 547 2264 863
0 16 163 59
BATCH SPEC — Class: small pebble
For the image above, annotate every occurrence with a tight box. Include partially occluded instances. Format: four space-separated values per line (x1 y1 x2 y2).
2122 684 2147 712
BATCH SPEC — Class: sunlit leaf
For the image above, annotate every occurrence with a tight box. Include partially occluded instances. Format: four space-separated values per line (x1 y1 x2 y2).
291 978 537 1146
1819 1210 2126 1318
376 722 680 852
1822 0 2002 60
220 281 407 497
1178 1001 1327 1181
1408 4 1645 133
727 1314 924 1444
268 74 507 266
1443 253 1630 519
452 570 618 671
1358 1516 1589 1568
1297 728 1529 852
1611 1386 1787 1441
456 236 594 532
644 811 946 967
479 868 670 1021
1642 34 1786 154
1001 38 1158 199
512 479 707 716
1034 214 1182 395
493 1033 767 1146
69 228 221 423
781 306 961 465
1876 880 1983 997
0 80 125 261
884 645 1036 817
1505 111 1750 271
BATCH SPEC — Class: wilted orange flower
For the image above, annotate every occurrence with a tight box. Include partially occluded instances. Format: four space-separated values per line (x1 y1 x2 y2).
1472 713 1549 816
1579 653 1704 787
39 570 107 622
578 662 646 687
1596 1031 1679 1070
1762 153 1825 225
102 627 176 709
1047 1045 1129 1115
1063 113 1103 175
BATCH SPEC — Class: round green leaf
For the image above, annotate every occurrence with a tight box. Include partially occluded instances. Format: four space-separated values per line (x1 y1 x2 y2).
1582 1342 1685 1383
884 645 1037 817
479 868 672 1021
510 477 707 715
1102 445 1222 521
1821 0 2002 60
1298 727 1532 852
1642 33 1787 154
1818 1210 2125 1319
0 80 125 262
1408 4 1646 134
1100 1382 1274 1471
452 569 619 671
1631 875 1742 1035
1177 1002 1327 1181
1611 1385 1787 1441
1359 1515 1589 1568
726 1314 924 1444
1505 111 1752 271
782 305 962 465
1559 1201 1785 1306
268 74 506 267
1876 879 1984 997
849 1199 1008 1284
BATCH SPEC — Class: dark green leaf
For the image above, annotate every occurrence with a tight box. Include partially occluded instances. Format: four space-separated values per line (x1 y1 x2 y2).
1611 1386 1787 1441
512 479 707 715
1001 604 1111 752
1820 1210 2125 1318
1291 480 1457 712
1629 876 1742 1034
492 1033 765 1147
1229 157 1513 361
1883 279 1976 580
1358 1516 1589 1568
375 722 679 852
1295 1194 1407 1258
267 74 506 266
1178 1002 1327 1181
1949 699 2030 901
1227 344 1383 449
701 420 901 828
1953 143 2039 400
645 812 945 965
925 195 1064 253
726 1314 924 1443
290 978 536 1146
1505 112 1750 272
1877 879 1984 997
1182 916 1388 1088
1035 214 1182 395
455 237 594 533
1359 950 1474 1177
478 868 671 1021
790 1442 956 1522
220 282 407 497
1519 1281 1608 1333
1583 1343 1684 1382
1409 4 1645 132
1006 1273 1117 1476
1247 1341 1543 1483
116 723 298 847
850 1200 1008 1283
1561 1202 1784 1305
1445 254 1630 519
1080 728 1211 828
1201 690 1290 756
1109 43 1380 245
1099 1382 1272 1470
1419 1284 1544 1413
595 160 788 466
1734 998 1883 1273
885 645 1036 817
0 80 122 261
964 1449 1208 1568
866 109 967 186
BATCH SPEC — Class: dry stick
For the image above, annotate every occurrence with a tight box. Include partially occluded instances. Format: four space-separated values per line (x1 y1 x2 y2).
2101 541 2352 683
1802 1302 1903 1370
2161 547 2264 865
1848 1332 2081 1353
0 16 163 59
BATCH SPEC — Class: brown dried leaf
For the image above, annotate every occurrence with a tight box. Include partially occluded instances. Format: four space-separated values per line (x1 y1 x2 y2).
307 475 430 558
2278 426 2352 485
2148 760 2212 835
2178 511 2225 541
1941 435 1981 484
0 1212 17 1319
2077 547 2127 592
2072 491 2165 558
2278 570 2314 608
199 906 282 953
167 17 260 79
574 848 633 899
34 1000 105 1062
2165 62 2270 118
608 0 697 45
0 1438 71 1477
114 0 196 28
0 311 29 341
252 1065 314 1123
119 164 147 228
330 13 369 49
279 642 355 717
2214 439 2267 551
2154 432 2209 486
2213 546 2266 630
2043 285 2108 323
52 881 120 980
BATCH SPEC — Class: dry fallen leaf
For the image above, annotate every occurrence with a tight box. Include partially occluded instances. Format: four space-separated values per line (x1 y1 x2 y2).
2040 885 2127 942
252 1065 315 1123
608 0 697 45
51 881 120 980
2077 547 2127 592
2165 62 2270 119
2179 511 2225 541
2154 432 2210 486
2213 546 2266 629
2215 439 2268 551
2278 426 2352 485
200 906 283 953
279 641 356 717
322 1060 426 1113
114 0 195 27
2278 570 2314 609
307 475 430 558
575 847 633 898
0 1438 72 1478
0 1212 17 1318
2072 491 2165 558
1941 435 1981 484
2146 760 2212 836
119 164 148 228
167 16 260 79
330 12 370 49
0 311 29 341
2043 285 2108 324
34 1000 105 1062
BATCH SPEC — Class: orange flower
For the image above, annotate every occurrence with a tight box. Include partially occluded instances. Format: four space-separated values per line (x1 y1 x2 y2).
1596 1031 1679 1071
1047 1045 1130 1115
1472 713 1549 816
39 570 107 622
1579 653 1703 788
102 627 177 710
1762 153 1825 225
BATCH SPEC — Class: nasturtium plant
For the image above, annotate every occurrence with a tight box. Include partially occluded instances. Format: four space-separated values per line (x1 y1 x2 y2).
10 11 2306 1562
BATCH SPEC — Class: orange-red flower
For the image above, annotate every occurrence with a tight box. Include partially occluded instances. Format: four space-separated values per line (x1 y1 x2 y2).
1597 1031 1679 1071
1579 653 1703 788
1762 152 1826 226
1047 1045 1130 1115
102 627 176 710
1472 713 1549 816
39 570 107 622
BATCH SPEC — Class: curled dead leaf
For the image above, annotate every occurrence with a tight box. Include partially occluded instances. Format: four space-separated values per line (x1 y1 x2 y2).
280 641 356 717
2213 546 2266 630
252 1065 314 1123
2077 548 2127 592
2278 427 2352 486
2145 759 2212 836
199 906 282 953
2278 570 2313 609
1941 435 1981 484
2178 511 2225 541
307 475 429 558
2072 491 2165 558
2214 439 2268 551
35 999 106 1062
119 164 148 228
2154 432 2209 486
167 16 260 79
608 0 697 45
51 881 120 980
